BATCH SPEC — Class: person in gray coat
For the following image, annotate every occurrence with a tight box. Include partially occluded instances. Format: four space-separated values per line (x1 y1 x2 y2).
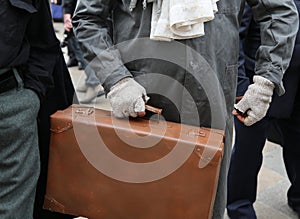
72 1 298 218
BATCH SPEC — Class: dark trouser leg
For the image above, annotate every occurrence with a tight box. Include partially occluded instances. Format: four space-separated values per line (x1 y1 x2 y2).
68 31 100 87
66 31 78 67
0 87 40 219
67 32 86 68
279 85 300 214
227 117 270 219
67 41 76 62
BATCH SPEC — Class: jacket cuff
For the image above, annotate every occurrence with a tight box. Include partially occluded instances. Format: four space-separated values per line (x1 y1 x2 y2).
102 66 133 93
23 80 51 103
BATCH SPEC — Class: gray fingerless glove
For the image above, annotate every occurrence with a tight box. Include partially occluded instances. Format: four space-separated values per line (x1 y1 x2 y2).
107 77 149 118
234 75 275 126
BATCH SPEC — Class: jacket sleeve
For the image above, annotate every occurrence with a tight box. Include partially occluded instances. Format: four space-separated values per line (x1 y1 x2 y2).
63 0 76 15
72 0 132 92
24 0 61 102
247 0 299 95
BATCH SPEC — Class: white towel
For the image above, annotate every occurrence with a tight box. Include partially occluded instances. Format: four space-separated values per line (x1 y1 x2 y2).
212 0 219 13
150 0 174 41
150 0 219 41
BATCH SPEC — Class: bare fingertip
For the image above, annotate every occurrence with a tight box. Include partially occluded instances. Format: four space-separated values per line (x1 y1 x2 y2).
137 111 146 117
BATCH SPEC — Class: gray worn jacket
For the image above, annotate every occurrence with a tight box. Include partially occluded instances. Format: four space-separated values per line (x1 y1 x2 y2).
73 0 298 126
72 0 298 218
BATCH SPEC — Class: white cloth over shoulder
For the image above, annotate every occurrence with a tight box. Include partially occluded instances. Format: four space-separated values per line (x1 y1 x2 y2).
150 0 219 41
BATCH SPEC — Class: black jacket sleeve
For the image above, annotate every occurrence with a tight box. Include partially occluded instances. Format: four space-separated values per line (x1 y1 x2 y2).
63 0 76 15
24 0 62 101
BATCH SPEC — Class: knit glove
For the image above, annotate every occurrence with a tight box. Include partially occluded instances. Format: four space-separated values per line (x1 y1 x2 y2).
233 75 275 126
107 78 149 118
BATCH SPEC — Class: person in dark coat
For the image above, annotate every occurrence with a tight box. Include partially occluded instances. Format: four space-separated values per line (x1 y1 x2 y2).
30 1 76 219
72 0 298 218
0 0 74 218
63 0 102 103
227 2 300 218
62 0 86 70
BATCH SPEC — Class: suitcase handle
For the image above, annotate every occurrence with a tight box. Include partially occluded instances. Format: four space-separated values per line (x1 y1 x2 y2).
145 105 162 114
145 104 163 122
71 104 163 122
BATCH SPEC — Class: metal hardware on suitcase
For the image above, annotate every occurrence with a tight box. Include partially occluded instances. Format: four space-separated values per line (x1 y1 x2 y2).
44 104 224 219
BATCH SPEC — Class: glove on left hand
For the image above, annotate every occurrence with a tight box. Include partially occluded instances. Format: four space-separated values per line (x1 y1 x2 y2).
107 77 149 118
233 75 275 126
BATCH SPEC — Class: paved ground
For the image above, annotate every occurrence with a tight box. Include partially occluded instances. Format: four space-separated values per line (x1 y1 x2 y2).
53 21 298 219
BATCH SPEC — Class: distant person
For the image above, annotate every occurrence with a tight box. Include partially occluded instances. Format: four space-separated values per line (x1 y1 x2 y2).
61 30 81 69
63 0 103 103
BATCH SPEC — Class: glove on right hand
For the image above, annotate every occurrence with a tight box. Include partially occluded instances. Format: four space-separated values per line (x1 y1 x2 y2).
234 75 275 126
107 77 149 118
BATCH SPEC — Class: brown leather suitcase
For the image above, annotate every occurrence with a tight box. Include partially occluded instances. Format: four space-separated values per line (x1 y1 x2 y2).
44 104 224 219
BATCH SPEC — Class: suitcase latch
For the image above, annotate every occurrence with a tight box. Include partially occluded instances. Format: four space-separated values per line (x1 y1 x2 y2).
74 108 94 116
188 130 206 137
194 146 213 166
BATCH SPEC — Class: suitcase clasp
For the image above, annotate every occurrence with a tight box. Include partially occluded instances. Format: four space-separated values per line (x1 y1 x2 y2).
194 146 213 166
74 108 94 116
187 130 206 137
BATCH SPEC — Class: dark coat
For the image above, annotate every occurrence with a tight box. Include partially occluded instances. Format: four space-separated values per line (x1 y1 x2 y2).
0 0 59 101
34 50 75 219
32 0 76 218
63 0 77 15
